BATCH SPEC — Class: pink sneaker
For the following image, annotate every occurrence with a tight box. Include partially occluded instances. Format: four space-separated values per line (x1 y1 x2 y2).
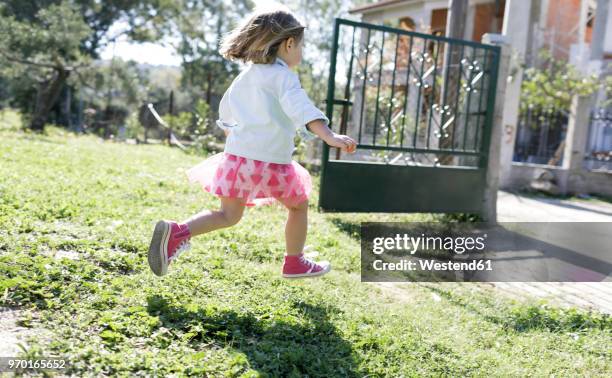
282 252 331 279
147 220 191 276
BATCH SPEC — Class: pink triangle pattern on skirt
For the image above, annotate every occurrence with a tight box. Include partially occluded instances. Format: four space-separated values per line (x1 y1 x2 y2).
186 152 312 208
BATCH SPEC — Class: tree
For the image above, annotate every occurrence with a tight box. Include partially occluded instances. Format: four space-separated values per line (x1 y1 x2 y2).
520 50 612 112
170 1 250 106
0 2 91 130
0 0 177 131
439 0 468 165
77 58 151 136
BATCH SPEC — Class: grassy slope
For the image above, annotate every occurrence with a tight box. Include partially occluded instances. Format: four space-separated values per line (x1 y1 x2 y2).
0 121 610 376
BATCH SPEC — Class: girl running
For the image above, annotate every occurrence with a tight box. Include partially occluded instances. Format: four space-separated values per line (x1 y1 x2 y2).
147 6 357 279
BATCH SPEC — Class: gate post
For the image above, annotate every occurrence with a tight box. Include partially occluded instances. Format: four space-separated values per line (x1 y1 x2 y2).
497 0 533 188
481 34 511 225
560 93 597 194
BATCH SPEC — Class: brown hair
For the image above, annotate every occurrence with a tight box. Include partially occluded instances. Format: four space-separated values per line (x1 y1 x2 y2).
219 8 306 64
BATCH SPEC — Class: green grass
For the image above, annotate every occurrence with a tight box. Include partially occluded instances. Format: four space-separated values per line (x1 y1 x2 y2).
1 114 611 376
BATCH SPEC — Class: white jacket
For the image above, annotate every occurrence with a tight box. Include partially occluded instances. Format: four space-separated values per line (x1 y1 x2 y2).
215 56 329 164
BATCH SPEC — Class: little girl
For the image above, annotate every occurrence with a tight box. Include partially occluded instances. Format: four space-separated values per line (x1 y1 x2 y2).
147 6 356 279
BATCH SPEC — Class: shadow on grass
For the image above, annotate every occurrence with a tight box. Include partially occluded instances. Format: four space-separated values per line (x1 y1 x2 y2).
15 134 67 144
328 214 483 242
329 217 360 241
146 295 360 376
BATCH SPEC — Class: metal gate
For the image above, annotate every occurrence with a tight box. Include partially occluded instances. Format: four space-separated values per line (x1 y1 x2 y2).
319 18 501 213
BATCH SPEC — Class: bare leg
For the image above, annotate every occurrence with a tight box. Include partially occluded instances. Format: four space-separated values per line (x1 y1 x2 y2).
182 196 246 237
281 198 308 256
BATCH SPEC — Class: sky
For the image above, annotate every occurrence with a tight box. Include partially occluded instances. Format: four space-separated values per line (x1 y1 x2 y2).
98 0 290 67
99 40 182 66
98 17 183 67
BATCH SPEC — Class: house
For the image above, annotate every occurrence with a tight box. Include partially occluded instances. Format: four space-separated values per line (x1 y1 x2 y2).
334 1 514 163
342 0 612 195
348 0 610 71
349 0 505 43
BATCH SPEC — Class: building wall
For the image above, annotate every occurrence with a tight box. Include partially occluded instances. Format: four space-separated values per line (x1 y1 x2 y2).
605 0 612 57
351 0 607 58
544 0 593 60
430 8 447 35
508 163 612 196
361 2 437 33
357 0 506 42
472 2 505 42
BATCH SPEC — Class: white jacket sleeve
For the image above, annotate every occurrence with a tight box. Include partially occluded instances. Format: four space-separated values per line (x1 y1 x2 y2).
215 87 238 131
278 71 329 141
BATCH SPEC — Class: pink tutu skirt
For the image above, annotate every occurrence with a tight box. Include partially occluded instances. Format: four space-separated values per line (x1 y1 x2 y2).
186 152 312 207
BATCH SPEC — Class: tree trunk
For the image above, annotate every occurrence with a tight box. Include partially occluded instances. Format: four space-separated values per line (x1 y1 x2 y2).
547 140 565 166
168 90 174 144
439 0 468 165
206 71 213 105
30 68 70 131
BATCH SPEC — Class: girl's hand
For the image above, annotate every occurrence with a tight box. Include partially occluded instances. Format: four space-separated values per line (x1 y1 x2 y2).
324 133 357 153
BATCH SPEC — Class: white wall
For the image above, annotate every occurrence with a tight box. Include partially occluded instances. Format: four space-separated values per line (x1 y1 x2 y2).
362 2 432 33
359 0 498 39
604 0 612 55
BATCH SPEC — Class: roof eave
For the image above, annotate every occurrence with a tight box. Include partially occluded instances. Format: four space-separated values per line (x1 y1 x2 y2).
348 0 415 15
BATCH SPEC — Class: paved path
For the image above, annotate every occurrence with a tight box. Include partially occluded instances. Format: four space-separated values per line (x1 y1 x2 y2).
376 190 612 314
497 190 612 222
492 190 612 314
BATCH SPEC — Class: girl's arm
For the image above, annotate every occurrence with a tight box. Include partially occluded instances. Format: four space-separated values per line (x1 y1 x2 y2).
306 119 357 153
275 71 356 152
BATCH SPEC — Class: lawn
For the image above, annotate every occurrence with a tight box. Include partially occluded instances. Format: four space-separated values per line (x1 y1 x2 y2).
1 112 610 376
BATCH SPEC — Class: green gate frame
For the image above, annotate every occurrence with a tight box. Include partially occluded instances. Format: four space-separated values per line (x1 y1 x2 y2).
318 18 501 214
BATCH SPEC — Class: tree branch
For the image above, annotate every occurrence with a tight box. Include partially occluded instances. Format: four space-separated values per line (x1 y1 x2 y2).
73 69 98 91
0 49 90 72
0 50 59 69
